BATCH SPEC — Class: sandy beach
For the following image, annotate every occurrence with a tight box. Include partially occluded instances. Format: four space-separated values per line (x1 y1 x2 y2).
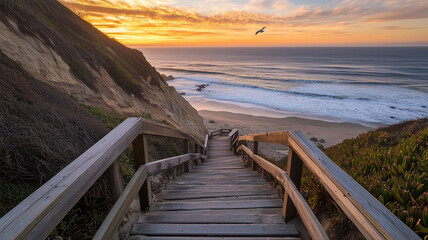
199 110 377 160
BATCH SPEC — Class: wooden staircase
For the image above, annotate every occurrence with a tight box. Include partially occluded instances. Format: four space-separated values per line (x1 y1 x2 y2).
129 136 300 239
0 119 419 240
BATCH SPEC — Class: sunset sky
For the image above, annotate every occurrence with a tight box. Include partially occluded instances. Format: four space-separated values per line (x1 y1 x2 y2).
60 0 428 47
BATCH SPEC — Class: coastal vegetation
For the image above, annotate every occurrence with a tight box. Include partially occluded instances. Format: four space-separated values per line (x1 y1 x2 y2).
0 90 185 238
0 50 107 216
301 118 428 238
46 105 185 238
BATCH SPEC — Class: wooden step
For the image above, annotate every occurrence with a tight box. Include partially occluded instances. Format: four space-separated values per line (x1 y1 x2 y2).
143 208 283 216
130 237 300 240
164 185 276 192
157 195 280 203
138 213 285 224
157 189 277 200
131 223 299 237
150 199 283 211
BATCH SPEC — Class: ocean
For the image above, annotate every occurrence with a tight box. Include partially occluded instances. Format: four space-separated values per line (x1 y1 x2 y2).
138 47 428 126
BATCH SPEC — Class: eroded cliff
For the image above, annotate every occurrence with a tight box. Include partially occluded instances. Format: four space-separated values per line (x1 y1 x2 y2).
0 0 206 140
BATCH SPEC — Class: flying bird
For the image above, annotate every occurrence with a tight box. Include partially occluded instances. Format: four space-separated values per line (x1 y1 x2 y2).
255 27 266 35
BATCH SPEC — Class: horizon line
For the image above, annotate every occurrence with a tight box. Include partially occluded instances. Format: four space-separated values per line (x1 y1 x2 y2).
128 44 428 48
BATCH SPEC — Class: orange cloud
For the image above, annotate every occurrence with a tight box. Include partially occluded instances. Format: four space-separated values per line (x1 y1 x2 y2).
60 0 428 46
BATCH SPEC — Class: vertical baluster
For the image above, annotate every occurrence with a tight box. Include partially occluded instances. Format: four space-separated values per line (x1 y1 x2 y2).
252 141 259 171
200 146 205 163
106 160 123 201
194 143 199 166
132 134 152 212
183 139 190 172
282 148 303 221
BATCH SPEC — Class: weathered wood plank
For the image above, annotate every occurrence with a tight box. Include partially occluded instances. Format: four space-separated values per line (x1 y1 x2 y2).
238 131 288 146
145 153 201 176
185 172 258 177
94 166 147 240
139 214 285 224
194 166 244 171
209 142 231 145
157 190 277 200
140 118 204 148
194 143 200 166
208 152 233 156
183 140 190 172
196 160 242 165
0 118 142 240
130 236 300 240
133 134 152 211
180 172 263 178
204 134 209 150
204 157 240 163
106 160 124 201
167 180 268 186
228 129 239 138
283 148 303 222
158 196 280 203
178 178 267 184
208 143 230 147
131 223 299 237
191 166 249 171
165 185 275 192
191 166 248 172
150 199 283 211
144 208 283 216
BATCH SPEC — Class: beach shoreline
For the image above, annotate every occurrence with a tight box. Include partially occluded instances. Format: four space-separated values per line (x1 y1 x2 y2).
200 109 378 160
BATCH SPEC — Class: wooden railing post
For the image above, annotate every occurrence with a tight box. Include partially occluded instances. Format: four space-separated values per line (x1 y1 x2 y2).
194 143 199 166
200 146 205 163
132 134 152 212
252 141 259 171
183 139 190 172
253 141 259 154
106 160 124 201
282 148 303 222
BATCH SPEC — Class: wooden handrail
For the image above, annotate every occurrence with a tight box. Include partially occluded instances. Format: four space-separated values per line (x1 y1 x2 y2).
234 131 420 240
0 118 142 240
209 128 232 138
140 118 204 147
145 153 205 176
0 117 206 240
238 145 328 240
204 134 209 150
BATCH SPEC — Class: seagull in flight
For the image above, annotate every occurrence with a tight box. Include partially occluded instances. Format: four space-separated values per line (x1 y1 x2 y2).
255 27 266 35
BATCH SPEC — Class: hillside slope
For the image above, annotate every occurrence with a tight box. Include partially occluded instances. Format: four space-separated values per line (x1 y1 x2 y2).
0 0 205 139
0 49 109 213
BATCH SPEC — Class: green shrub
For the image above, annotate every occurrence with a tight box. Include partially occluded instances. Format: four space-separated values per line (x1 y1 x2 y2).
80 104 126 130
312 119 428 237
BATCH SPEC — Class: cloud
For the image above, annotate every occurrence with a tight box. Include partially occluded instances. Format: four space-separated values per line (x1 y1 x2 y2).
366 5 428 22
59 0 428 45
144 30 225 37
61 0 428 28
381 26 417 30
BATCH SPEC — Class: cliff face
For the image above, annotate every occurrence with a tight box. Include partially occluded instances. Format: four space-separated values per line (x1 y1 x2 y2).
0 0 206 140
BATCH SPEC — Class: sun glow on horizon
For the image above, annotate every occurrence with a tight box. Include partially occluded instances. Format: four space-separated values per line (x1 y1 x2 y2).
60 0 428 47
